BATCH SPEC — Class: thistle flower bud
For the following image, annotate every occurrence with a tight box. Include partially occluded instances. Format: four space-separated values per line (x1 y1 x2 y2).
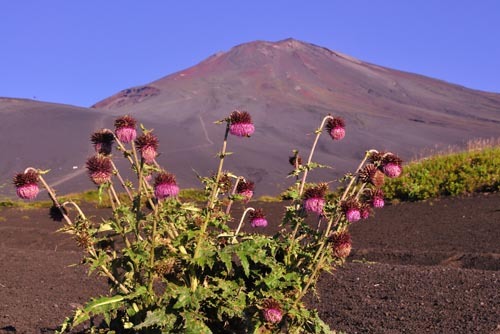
382 153 403 178
154 172 179 199
229 110 255 137
114 115 137 143
90 129 114 155
303 183 328 215
236 179 255 203
325 117 346 141
261 299 283 324
249 208 268 228
341 198 361 223
135 132 159 164
86 155 113 185
359 164 385 188
13 170 40 200
328 230 352 259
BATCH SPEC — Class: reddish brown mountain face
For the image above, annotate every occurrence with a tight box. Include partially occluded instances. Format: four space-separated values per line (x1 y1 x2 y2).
2 39 499 196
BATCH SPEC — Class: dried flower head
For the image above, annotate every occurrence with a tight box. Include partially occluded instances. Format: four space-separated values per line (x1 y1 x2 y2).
135 132 159 164
289 155 303 167
382 153 403 178
328 230 352 259
86 155 113 185
229 110 255 137
236 179 255 203
154 172 179 199
249 208 268 228
13 170 40 200
261 299 283 324
90 129 114 155
359 164 385 188
325 116 346 141
341 198 362 223
216 172 233 194
114 115 137 143
303 183 328 215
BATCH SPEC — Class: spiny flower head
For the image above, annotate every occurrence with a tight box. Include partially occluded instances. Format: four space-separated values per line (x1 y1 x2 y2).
328 230 352 259
154 171 179 199
135 132 159 164
382 153 403 178
325 116 346 141
236 179 255 203
341 197 362 223
114 115 137 143
214 172 232 194
261 299 283 324
90 129 114 155
303 183 328 215
249 208 268 228
13 170 40 200
359 164 385 188
86 155 113 185
370 189 385 208
229 110 255 137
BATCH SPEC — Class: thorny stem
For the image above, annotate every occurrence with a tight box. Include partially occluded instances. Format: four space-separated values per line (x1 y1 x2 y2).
107 188 117 211
109 183 121 206
110 160 133 201
231 207 255 243
24 168 73 227
225 176 243 215
209 122 230 209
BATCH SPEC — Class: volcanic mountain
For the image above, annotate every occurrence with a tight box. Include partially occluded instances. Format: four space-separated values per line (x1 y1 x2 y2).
2 39 499 197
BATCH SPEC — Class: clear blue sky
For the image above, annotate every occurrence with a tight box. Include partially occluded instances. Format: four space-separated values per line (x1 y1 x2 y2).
1 1 499 107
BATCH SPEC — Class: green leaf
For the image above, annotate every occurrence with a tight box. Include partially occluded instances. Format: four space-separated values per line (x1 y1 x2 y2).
134 309 177 331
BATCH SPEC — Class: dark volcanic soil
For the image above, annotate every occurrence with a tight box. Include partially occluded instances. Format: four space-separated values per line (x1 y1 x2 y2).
1 193 499 334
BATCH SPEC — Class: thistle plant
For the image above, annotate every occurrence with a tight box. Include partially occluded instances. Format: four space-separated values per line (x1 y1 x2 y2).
14 111 402 333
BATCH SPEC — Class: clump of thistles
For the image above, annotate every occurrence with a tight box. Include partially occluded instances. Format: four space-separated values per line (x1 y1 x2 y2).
154 172 179 199
261 299 283 324
325 116 346 141
341 198 362 223
328 230 352 259
135 132 159 164
236 179 255 203
86 155 113 185
228 110 255 137
249 208 268 228
359 164 385 188
90 129 114 155
13 170 40 200
114 115 137 143
303 183 328 215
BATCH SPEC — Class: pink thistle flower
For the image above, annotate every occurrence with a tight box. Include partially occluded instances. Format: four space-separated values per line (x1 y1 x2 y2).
114 115 137 143
303 183 328 215
342 198 361 223
13 170 40 200
154 172 179 199
249 208 268 228
262 299 283 324
370 189 385 208
236 179 255 203
135 132 159 164
229 110 255 137
360 204 372 219
86 155 113 185
325 117 346 141
90 129 114 155
381 153 403 178
328 230 352 259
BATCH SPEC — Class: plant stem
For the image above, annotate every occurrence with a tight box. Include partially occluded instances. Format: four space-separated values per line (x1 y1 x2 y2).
110 160 133 201
225 176 243 215
208 122 230 209
231 207 255 243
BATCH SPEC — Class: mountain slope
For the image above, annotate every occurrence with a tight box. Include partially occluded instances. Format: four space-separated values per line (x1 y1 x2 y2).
91 39 500 195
